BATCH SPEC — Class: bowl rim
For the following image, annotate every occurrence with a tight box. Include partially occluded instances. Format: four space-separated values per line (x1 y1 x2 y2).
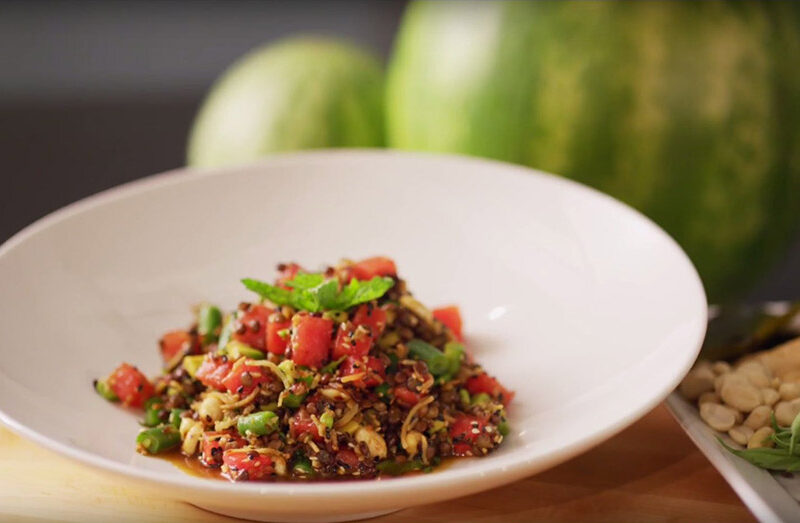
0 149 707 504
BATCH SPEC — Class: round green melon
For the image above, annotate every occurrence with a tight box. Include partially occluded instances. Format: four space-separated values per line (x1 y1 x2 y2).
188 37 385 167
387 1 800 301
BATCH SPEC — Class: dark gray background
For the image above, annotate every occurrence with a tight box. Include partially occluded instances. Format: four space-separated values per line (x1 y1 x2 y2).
0 0 797 300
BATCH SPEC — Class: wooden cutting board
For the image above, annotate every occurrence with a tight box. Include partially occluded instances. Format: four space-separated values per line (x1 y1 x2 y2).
0 404 754 523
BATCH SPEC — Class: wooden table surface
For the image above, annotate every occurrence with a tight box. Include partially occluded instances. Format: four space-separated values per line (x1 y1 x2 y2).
0 404 755 523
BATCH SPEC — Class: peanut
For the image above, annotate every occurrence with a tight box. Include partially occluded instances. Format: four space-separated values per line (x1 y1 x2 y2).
700 402 737 432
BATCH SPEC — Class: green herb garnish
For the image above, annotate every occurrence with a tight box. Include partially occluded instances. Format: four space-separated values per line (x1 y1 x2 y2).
719 438 800 471
790 411 800 455
720 411 800 471
242 273 394 313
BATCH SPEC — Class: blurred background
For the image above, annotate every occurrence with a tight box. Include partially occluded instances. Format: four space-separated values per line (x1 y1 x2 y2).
1 0 798 301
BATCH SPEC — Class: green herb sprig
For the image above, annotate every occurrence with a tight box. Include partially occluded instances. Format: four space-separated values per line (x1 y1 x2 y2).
720 440 800 472
719 412 800 471
241 272 394 313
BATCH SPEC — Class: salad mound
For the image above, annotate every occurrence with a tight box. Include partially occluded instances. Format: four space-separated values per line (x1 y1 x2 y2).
95 257 513 481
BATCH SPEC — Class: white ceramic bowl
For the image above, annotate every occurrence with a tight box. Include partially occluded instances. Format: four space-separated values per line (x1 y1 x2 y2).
0 151 706 522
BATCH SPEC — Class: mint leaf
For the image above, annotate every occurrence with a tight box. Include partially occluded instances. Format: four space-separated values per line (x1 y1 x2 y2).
292 288 321 312
349 277 395 305
242 278 292 306
334 277 394 310
285 273 325 290
242 273 394 313
316 279 341 310
334 278 359 308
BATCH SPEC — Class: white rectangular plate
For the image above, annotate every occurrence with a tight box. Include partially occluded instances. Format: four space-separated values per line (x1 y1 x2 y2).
666 393 800 522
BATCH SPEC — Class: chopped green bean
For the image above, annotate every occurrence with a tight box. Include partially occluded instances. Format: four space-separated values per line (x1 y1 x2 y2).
168 408 186 429
277 360 297 385
320 411 334 429
435 342 465 383
443 341 465 375
459 388 471 407
471 393 492 406
292 455 315 476
197 304 222 344
282 392 306 409
237 411 279 436
142 397 165 427
407 339 450 376
94 379 118 402
261 402 279 412
136 426 180 454
498 420 510 437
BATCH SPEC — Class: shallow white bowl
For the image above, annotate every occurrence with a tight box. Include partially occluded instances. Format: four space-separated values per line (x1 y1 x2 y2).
0 151 706 522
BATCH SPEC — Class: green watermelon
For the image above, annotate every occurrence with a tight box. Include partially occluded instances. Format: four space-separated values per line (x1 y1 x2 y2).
188 37 385 167
387 1 800 301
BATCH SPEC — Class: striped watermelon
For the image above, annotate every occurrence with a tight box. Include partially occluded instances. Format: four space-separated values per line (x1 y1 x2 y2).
188 37 384 168
387 1 800 301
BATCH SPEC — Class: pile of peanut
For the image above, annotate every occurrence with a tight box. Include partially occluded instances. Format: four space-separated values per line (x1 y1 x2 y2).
679 337 800 450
